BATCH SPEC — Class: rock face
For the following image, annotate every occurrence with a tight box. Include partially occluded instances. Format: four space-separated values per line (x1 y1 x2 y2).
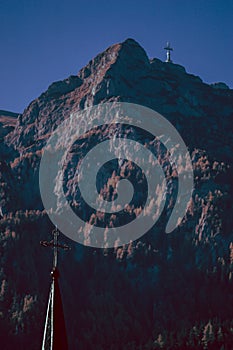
0 111 19 161
0 39 233 349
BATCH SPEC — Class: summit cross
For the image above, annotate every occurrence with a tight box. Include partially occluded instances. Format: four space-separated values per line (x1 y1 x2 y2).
164 42 173 63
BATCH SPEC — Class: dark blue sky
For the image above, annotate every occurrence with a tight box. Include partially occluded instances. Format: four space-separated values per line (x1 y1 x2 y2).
1 0 233 113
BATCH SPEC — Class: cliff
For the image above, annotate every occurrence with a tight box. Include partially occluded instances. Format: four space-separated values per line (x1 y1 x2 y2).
0 38 233 349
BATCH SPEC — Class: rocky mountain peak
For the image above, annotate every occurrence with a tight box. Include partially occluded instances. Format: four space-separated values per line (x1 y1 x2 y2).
1 38 233 349
75 38 150 106
78 38 150 81
4 38 233 160
115 38 150 68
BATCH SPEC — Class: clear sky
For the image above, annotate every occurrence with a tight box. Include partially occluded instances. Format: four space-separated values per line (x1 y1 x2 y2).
1 0 233 113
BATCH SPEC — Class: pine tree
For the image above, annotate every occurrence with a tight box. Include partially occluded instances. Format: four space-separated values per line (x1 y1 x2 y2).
153 333 164 348
229 242 233 281
202 321 214 349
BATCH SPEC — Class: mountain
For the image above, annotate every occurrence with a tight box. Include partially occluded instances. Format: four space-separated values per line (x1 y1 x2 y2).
0 38 233 349
0 110 19 160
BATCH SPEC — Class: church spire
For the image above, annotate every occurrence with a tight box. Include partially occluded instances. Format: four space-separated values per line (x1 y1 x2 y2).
40 227 71 350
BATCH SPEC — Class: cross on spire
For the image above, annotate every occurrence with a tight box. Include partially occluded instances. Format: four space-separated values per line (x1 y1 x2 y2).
40 226 71 271
40 227 71 350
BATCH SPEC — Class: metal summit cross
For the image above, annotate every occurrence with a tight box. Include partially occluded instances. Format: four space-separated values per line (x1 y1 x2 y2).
164 42 173 63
